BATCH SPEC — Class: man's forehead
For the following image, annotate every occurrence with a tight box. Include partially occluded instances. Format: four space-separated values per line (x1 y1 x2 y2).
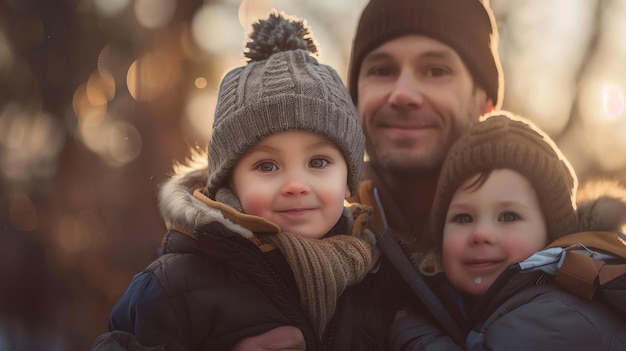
363 35 460 63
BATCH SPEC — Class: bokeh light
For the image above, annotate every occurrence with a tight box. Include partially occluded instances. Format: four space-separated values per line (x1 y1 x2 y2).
184 91 216 142
93 0 130 17
127 49 182 101
601 83 625 121
134 0 177 29
192 4 243 55
238 0 274 30
106 120 143 166
73 81 108 126
0 105 65 186
87 70 116 106
194 76 208 89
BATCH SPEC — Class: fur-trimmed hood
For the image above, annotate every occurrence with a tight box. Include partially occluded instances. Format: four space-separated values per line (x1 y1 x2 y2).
157 150 280 240
577 178 626 233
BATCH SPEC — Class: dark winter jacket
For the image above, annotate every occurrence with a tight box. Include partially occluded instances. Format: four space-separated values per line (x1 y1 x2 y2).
345 163 466 348
390 239 626 350
389 179 626 351
105 159 377 351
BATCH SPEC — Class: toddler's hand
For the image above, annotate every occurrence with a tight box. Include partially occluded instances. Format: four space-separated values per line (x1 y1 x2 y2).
230 326 305 351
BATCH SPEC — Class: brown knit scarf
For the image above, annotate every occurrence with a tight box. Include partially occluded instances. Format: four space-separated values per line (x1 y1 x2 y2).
263 203 375 338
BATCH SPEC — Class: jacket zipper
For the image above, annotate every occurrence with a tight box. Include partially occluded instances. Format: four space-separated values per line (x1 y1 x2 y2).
232 238 320 349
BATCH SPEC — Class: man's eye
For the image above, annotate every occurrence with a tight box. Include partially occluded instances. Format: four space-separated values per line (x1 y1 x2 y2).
425 66 450 77
452 213 472 223
499 212 520 222
309 158 329 169
367 67 395 77
256 162 277 172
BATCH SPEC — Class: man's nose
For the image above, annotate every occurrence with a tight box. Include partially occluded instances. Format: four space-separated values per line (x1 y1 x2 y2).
389 70 423 109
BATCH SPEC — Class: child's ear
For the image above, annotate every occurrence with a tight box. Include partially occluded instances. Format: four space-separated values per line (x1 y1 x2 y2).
345 185 351 199
480 98 494 114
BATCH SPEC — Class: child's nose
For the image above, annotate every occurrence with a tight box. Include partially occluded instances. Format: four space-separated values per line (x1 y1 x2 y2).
281 173 311 196
468 222 497 245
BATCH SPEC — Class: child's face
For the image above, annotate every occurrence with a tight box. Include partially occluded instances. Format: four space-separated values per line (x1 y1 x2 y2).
231 131 350 239
442 169 548 296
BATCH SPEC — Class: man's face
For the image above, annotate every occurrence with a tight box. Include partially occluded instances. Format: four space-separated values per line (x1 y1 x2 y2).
357 35 492 176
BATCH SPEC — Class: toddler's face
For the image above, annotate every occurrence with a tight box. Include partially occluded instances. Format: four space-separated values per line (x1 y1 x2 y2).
442 169 548 296
231 131 350 239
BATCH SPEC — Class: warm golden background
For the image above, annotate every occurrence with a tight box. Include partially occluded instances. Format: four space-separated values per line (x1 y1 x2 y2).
1 0 625 349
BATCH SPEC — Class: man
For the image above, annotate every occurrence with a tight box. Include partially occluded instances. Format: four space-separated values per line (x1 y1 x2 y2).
342 0 503 347
235 0 503 349
348 0 502 250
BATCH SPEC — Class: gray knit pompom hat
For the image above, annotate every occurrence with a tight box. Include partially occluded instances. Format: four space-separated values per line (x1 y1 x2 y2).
206 12 364 199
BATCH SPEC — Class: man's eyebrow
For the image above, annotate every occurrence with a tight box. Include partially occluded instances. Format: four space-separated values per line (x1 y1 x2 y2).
363 48 456 65
419 49 456 60
362 51 394 64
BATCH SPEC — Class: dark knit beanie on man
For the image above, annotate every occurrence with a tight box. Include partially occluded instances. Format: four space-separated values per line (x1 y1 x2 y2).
429 113 579 249
206 12 365 201
348 0 503 108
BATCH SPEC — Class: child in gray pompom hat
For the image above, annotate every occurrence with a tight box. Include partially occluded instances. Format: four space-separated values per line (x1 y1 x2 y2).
207 11 364 203
99 11 377 351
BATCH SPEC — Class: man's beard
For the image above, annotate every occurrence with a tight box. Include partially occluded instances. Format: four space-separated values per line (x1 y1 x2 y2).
366 117 472 178
366 135 449 177
368 145 445 178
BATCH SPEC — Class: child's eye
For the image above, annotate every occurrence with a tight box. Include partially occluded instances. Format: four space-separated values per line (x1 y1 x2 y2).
309 158 329 169
256 161 277 172
499 212 520 222
452 213 473 224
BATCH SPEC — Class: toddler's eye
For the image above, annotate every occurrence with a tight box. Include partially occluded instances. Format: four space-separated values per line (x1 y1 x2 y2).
499 212 520 222
309 158 329 169
256 161 277 172
452 213 473 224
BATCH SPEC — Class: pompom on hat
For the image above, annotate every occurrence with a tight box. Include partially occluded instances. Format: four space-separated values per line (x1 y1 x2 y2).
206 12 364 199
429 112 579 249
348 0 503 108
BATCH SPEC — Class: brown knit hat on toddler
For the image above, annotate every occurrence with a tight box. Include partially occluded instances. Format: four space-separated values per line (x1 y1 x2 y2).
206 12 364 201
348 0 503 108
429 112 579 250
